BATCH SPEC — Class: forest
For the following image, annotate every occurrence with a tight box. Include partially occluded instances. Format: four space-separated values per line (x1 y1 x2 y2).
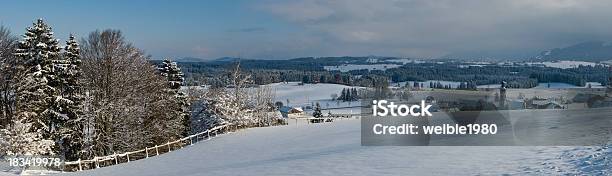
177 59 609 89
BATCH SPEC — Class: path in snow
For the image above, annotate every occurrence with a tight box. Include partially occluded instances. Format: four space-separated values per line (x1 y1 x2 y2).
60 119 607 176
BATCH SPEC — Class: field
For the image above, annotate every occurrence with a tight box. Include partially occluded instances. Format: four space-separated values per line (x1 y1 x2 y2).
270 82 362 114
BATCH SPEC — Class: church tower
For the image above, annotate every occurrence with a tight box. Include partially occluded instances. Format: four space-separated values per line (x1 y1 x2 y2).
500 81 507 109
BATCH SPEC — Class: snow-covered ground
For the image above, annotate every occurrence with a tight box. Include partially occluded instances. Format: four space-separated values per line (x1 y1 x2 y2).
392 80 462 88
525 61 604 69
477 82 605 89
270 82 362 114
323 64 401 72
56 118 609 176
533 82 605 89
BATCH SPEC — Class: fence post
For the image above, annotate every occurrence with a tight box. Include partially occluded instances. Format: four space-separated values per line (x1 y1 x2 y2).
114 152 118 165
95 157 99 168
207 131 210 140
145 147 149 158
127 153 130 162
167 141 171 152
78 159 82 171
190 136 193 145
155 145 159 155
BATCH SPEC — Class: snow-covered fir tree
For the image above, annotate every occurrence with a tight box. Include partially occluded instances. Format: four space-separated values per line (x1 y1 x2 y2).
157 59 185 89
192 97 226 132
157 59 190 136
313 103 322 118
13 19 62 155
57 34 85 161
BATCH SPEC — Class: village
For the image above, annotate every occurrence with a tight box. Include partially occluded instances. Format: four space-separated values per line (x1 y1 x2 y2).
258 78 612 126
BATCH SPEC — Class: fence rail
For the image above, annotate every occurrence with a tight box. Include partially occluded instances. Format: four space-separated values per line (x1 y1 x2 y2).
63 124 235 172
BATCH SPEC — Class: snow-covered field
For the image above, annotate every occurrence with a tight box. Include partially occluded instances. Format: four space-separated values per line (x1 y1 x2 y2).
56 118 609 176
392 80 462 88
533 82 605 89
323 64 401 72
270 82 362 114
526 61 604 69
477 82 605 89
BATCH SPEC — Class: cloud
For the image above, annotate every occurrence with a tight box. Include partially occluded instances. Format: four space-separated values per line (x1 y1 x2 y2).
256 0 612 59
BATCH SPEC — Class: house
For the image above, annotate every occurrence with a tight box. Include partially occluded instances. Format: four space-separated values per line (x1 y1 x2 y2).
531 100 564 109
279 106 305 118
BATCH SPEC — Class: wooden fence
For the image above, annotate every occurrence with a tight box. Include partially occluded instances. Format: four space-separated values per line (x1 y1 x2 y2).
63 124 235 172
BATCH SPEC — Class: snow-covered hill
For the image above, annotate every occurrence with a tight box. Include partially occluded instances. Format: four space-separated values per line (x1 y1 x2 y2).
59 118 609 176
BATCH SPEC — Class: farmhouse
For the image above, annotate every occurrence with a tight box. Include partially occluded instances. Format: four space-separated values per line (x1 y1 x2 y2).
531 100 564 109
279 106 305 118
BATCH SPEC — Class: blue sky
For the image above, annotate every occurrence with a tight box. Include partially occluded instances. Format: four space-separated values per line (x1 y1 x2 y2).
2 0 612 60
0 0 294 59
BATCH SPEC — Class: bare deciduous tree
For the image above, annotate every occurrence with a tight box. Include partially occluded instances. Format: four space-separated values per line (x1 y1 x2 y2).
80 29 182 158
0 26 18 128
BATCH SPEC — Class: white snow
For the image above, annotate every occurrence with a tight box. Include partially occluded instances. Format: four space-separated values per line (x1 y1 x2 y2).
270 82 362 114
57 118 609 176
525 61 604 69
477 82 606 89
392 80 462 88
533 82 605 89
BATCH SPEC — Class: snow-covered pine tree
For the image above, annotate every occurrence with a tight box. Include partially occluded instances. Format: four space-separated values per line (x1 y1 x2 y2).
157 59 184 89
13 19 62 155
191 97 225 132
157 59 190 137
57 34 85 161
345 88 351 101
313 103 322 118
351 88 358 101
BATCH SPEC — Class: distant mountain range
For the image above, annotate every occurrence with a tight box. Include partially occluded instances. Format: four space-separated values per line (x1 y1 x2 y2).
536 41 612 62
171 57 241 62
170 41 612 63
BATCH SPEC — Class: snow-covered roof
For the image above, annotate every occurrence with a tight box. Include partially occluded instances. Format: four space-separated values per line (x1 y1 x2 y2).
279 106 303 113
532 100 563 107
